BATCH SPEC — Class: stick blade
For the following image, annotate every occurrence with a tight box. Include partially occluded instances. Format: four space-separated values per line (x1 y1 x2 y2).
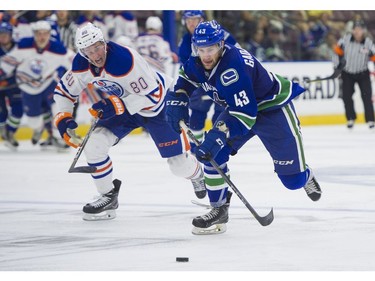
68 166 97 173
257 208 274 226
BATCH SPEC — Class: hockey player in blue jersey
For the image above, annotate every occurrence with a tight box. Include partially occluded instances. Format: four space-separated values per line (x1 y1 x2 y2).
0 22 23 150
166 20 322 234
178 11 239 149
53 23 206 221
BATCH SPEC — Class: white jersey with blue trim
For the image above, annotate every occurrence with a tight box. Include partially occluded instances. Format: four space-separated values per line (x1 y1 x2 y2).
135 33 174 77
54 41 173 117
1 37 70 95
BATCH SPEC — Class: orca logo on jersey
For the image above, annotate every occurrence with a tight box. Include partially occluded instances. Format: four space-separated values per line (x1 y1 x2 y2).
92 80 124 97
220 68 238 86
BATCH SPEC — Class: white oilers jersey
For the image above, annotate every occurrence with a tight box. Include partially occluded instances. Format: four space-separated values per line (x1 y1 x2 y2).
54 41 173 117
1 37 70 95
110 12 139 40
135 33 174 77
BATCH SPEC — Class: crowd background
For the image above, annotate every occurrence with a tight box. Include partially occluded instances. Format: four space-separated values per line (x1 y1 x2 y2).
1 10 375 62
1 10 374 149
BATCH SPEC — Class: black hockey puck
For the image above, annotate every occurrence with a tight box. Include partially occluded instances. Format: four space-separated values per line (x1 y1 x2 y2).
176 257 189 262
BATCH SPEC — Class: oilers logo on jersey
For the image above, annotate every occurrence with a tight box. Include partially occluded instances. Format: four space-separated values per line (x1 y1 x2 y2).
29 59 46 76
92 80 124 98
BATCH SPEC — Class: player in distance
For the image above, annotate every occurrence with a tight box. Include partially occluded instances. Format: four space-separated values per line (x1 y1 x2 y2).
178 10 240 150
1 20 71 150
0 22 23 150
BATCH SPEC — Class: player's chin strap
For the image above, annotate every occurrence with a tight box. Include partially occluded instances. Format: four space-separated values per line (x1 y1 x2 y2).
179 120 274 227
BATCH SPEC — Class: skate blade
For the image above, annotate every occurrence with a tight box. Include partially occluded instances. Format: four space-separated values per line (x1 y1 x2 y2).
40 145 70 153
191 200 211 209
192 223 227 235
3 141 18 151
82 210 117 221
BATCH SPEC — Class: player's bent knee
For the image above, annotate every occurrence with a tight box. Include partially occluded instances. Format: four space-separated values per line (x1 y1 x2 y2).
167 153 200 178
84 127 116 162
278 170 308 190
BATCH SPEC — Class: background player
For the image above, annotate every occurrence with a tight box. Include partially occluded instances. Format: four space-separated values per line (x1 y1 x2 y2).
0 22 23 149
178 10 239 149
1 20 71 150
135 16 177 80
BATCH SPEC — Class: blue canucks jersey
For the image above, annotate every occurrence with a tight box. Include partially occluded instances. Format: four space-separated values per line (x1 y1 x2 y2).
0 41 18 91
174 43 305 137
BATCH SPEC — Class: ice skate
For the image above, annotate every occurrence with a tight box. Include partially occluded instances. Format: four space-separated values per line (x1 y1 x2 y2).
82 179 121 221
303 167 322 201
31 129 43 145
2 129 19 151
40 135 69 152
346 120 354 129
191 170 207 199
192 191 232 235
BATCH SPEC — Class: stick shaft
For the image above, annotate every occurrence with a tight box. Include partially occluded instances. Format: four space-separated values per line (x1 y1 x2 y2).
179 121 274 226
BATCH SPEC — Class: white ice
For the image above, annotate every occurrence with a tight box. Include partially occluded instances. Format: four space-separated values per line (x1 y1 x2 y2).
0 124 375 279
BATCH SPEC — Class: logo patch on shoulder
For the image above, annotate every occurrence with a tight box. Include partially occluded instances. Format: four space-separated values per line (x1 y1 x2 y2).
220 68 239 86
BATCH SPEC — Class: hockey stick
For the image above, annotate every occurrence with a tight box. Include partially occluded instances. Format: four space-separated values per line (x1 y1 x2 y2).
179 121 274 226
68 117 99 174
305 69 342 83
305 61 345 83
0 72 58 91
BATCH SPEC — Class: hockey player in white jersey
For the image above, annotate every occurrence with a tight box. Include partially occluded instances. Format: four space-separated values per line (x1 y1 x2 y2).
53 23 206 221
134 16 177 79
0 20 71 149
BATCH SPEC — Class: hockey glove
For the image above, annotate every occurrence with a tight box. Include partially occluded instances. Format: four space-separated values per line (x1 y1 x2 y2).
193 129 227 164
165 91 189 133
89 95 125 120
54 112 82 148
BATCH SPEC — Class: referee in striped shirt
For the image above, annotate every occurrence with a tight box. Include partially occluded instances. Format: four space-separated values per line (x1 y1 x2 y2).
334 20 375 129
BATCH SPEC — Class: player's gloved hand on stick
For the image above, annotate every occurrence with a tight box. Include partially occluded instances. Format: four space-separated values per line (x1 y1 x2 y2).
54 112 82 148
165 91 189 133
335 57 346 71
89 95 125 120
193 129 227 164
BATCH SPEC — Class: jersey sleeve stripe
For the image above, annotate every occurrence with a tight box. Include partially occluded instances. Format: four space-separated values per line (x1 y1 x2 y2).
257 74 292 111
54 85 77 103
228 110 256 130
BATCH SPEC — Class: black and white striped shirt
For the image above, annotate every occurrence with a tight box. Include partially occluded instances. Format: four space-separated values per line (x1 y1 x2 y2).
57 22 77 52
336 34 375 74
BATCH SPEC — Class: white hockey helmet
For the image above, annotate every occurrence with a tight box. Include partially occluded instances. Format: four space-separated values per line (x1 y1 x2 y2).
31 20 51 32
145 16 162 32
75 22 105 57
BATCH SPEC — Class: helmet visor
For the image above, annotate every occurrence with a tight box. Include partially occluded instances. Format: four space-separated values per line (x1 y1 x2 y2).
192 42 222 57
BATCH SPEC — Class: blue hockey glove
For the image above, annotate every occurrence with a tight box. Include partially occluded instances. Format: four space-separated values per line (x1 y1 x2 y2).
193 129 227 164
165 91 189 133
54 112 81 148
89 95 125 120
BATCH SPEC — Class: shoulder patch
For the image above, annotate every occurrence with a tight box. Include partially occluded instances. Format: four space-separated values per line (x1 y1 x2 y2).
220 68 239 86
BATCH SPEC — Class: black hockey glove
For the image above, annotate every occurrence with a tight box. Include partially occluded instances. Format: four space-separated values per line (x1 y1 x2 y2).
165 91 189 133
193 129 226 164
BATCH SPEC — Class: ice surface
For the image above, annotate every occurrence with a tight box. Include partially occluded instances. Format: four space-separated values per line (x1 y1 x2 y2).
0 124 374 279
